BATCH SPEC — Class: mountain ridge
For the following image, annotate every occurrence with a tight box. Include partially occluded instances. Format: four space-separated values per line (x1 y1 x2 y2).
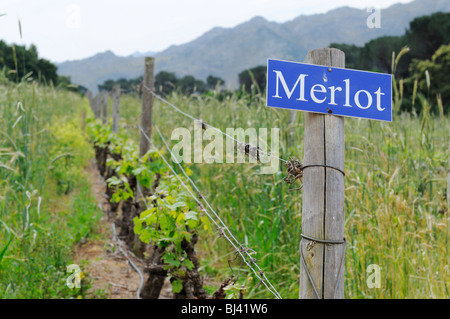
56 0 450 92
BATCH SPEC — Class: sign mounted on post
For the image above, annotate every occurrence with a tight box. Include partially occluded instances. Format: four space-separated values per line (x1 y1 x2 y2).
266 58 392 122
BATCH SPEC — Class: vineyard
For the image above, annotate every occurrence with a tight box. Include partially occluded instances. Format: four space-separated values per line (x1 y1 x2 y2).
0 49 449 299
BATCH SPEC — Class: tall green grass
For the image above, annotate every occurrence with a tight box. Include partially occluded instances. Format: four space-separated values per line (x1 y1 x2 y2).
114 87 448 299
2 62 445 299
0 78 102 298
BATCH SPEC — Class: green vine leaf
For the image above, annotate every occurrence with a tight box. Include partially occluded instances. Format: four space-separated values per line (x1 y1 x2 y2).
182 258 194 271
163 252 181 268
172 279 183 293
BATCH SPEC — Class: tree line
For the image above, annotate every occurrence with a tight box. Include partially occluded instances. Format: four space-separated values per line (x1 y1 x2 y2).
97 12 450 114
331 11 450 114
0 40 85 93
237 12 450 113
97 67 266 98
98 72 225 96
238 12 450 114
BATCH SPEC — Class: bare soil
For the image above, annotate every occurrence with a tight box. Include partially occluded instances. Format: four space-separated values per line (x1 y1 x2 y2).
74 159 173 299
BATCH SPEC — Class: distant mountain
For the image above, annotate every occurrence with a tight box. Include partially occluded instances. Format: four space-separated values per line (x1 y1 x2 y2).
57 51 143 93
57 0 450 92
130 50 157 58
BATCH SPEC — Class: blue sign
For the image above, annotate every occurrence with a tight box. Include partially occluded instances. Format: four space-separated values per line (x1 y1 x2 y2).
266 59 392 122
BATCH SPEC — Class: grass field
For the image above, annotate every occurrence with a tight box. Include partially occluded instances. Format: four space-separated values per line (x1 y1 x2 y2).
0 80 103 298
114 89 449 299
0 76 448 298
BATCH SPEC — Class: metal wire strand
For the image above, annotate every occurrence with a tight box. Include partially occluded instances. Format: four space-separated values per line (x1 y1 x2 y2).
143 86 287 163
137 124 282 299
299 234 346 299
112 222 145 299
151 123 282 299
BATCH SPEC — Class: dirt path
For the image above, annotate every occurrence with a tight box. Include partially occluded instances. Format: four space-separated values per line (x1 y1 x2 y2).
74 159 173 299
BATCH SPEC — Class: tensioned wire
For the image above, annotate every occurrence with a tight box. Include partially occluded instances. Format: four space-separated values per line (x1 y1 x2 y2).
112 222 145 299
136 123 282 299
100 84 347 299
98 88 283 298
142 85 287 164
151 122 282 299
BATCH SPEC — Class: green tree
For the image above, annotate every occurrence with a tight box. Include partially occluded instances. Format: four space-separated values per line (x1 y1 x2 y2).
407 43 450 114
363 36 409 74
178 75 206 95
406 12 450 61
206 75 224 90
329 43 364 70
238 65 266 94
98 79 115 92
155 71 177 96
0 40 59 85
97 76 143 94
331 12 450 79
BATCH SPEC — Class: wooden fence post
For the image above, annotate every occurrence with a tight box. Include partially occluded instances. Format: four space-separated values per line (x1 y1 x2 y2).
92 95 98 118
140 57 155 157
300 48 346 299
86 90 93 109
133 56 155 259
112 84 121 133
102 90 108 125
90 94 96 117
447 128 450 209
94 94 102 119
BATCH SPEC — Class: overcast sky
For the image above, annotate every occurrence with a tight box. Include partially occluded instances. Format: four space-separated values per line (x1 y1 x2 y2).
0 0 414 63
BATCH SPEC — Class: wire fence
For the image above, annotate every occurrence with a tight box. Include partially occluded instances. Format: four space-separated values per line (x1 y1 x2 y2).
144 86 288 164
89 81 298 300
142 122 283 299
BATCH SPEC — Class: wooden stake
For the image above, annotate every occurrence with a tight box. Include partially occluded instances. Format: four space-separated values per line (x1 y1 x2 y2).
85 90 93 110
93 94 101 119
102 90 108 125
300 48 345 299
134 57 155 258
112 84 121 133
447 128 450 209
140 57 155 157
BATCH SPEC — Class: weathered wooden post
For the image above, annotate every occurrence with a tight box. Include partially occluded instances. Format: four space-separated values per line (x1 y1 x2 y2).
137 56 169 299
102 90 108 125
90 94 96 117
92 94 99 118
112 84 121 133
299 48 346 299
86 90 93 109
267 46 391 299
140 57 155 156
93 94 101 119
131 56 155 259
447 128 450 209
